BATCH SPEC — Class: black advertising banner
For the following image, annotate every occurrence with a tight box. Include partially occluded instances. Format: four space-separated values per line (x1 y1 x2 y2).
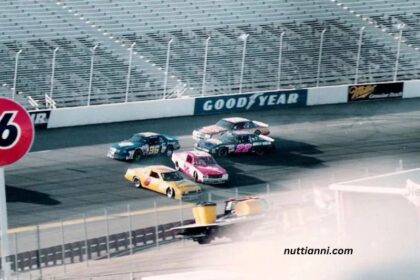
29 110 50 129
348 82 403 102
194 89 307 115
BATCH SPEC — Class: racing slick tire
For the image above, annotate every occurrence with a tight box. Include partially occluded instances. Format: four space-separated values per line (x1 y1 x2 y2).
197 236 212 245
255 147 265 156
133 149 143 161
133 177 142 188
166 187 175 198
165 146 174 157
255 130 261 135
217 148 228 157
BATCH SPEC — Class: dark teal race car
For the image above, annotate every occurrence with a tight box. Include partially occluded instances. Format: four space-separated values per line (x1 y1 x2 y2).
194 131 275 157
107 132 180 161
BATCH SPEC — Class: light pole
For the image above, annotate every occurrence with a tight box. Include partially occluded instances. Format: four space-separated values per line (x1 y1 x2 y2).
87 44 98 106
201 36 211 96
394 24 405 82
354 27 365 84
163 38 173 99
316 29 327 87
12 50 22 100
277 32 285 90
50 47 59 100
125 42 136 103
239 33 249 93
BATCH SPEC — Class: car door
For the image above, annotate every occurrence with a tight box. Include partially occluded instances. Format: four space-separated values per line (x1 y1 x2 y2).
243 121 256 133
158 136 167 154
235 135 253 153
147 137 161 155
143 170 162 193
184 154 194 177
232 122 245 132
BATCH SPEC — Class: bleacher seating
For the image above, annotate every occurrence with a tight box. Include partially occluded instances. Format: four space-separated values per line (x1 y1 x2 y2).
0 0 419 108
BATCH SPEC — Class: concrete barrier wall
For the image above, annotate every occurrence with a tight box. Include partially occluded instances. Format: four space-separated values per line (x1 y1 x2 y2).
403 80 420 98
40 79 420 129
307 85 348 106
47 97 195 128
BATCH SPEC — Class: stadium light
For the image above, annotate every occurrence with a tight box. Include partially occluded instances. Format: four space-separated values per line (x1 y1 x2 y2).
394 24 405 82
87 44 99 106
125 42 136 103
354 27 365 84
201 36 211 96
277 32 286 90
163 39 173 99
239 33 249 93
50 47 59 100
316 29 327 87
12 50 22 100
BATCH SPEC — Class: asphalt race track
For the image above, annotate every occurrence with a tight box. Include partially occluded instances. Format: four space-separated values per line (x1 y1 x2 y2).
6 98 420 228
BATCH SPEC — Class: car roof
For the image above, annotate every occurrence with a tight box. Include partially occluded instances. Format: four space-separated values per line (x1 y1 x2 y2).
187 150 212 157
148 165 175 173
222 117 249 123
138 132 159 137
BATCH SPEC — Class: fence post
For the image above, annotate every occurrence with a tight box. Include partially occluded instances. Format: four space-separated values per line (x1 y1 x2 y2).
104 209 110 260
36 225 42 277
127 204 133 255
14 232 18 278
83 214 89 266
154 201 159 250
60 220 66 273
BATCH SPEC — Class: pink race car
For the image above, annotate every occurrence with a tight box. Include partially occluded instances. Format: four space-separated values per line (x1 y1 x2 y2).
171 150 228 184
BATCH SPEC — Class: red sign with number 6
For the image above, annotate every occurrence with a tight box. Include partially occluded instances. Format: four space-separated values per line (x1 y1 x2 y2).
0 98 34 166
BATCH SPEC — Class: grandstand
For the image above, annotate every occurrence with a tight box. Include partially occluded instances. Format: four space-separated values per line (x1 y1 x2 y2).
1 0 420 108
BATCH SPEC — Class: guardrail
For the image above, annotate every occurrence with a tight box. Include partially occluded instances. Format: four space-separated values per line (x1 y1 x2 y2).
0 220 194 273
28 79 420 129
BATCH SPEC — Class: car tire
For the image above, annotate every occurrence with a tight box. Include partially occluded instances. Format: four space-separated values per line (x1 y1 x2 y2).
165 146 174 157
217 148 228 157
166 187 175 198
255 147 265 156
197 236 211 245
133 177 142 188
255 130 261 135
133 150 142 161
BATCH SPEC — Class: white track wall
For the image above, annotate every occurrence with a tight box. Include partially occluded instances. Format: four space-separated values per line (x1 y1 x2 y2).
43 80 420 128
47 98 195 128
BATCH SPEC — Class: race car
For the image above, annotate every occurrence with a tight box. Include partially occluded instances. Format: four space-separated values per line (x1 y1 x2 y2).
192 117 270 140
108 132 180 161
195 131 275 157
124 165 202 199
171 150 228 184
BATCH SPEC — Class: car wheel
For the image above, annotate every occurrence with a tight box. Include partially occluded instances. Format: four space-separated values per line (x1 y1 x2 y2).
197 236 212 245
133 177 142 188
217 148 228 157
255 147 265 156
175 161 180 170
255 130 261 135
133 150 142 161
165 146 174 157
166 187 175 198
194 172 199 183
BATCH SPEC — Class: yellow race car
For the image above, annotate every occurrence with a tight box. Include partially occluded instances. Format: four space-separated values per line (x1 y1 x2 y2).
124 165 202 199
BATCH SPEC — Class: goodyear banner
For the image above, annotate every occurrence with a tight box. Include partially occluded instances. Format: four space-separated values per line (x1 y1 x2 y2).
194 89 307 115
348 82 403 102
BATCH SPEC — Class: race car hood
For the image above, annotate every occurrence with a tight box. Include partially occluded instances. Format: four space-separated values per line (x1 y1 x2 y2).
112 141 136 150
199 125 226 135
195 164 226 175
169 180 201 193
197 138 222 150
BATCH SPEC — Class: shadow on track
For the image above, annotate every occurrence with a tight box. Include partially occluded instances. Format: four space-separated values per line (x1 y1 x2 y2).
6 185 61 205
